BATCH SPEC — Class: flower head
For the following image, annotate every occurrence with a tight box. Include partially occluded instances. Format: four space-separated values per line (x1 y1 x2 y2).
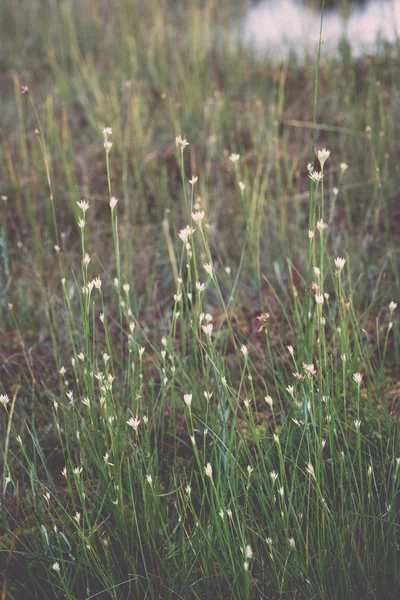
316 148 330 168
183 394 192 408
109 197 118 211
229 153 240 163
0 394 10 407
240 345 248 357
127 416 140 431
77 200 90 213
179 225 195 243
175 135 189 149
192 210 205 223
205 463 213 479
203 263 213 276
334 257 346 270
309 170 324 183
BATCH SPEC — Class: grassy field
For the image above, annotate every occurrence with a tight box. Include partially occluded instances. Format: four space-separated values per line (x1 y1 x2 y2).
1 0 400 598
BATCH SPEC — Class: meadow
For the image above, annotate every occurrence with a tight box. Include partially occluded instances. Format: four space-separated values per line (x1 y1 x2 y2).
1 0 400 598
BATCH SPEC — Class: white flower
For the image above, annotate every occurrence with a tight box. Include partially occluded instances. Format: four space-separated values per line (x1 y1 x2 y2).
287 345 294 357
240 345 248 357
313 266 320 277
316 148 330 168
239 181 246 192
303 363 316 378
127 416 140 431
244 545 253 559
178 225 195 243
196 281 205 292
270 471 278 483
109 197 118 211
185 485 191 495
353 372 363 386
183 394 192 408
73 466 83 476
146 474 153 486
83 253 90 266
103 452 114 466
77 200 90 213
316 219 328 232
229 153 240 163
74 511 81 523
340 162 348 172
389 301 397 313
51 562 60 572
315 294 324 305
78 218 85 228
286 385 294 398
265 395 273 408
202 323 213 337
189 176 198 185
354 419 361 429
175 135 189 149
308 230 315 239
104 141 113 151
0 394 10 406
205 463 213 479
192 211 205 222
309 170 324 182
289 538 296 550
334 257 346 270
203 263 213 276
306 462 315 478
103 127 112 137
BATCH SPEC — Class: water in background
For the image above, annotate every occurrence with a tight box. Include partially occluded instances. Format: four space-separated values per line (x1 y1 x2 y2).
242 0 400 58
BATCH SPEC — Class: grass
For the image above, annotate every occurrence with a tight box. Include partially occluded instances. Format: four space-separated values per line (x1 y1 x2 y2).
1 0 400 598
